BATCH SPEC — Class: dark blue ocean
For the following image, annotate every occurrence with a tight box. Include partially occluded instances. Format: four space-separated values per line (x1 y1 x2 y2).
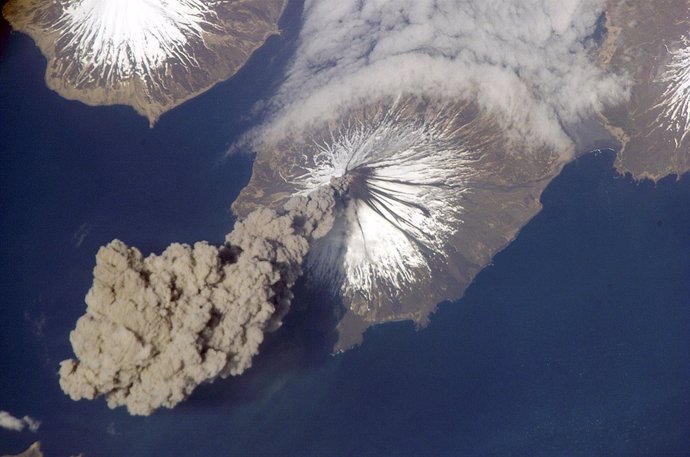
2 4 690 456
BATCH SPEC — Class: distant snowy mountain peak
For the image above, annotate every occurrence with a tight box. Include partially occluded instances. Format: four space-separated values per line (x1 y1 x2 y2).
55 0 215 84
656 36 690 147
3 0 287 124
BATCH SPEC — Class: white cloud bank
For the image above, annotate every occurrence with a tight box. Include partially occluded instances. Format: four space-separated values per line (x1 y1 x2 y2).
0 411 40 433
258 0 627 153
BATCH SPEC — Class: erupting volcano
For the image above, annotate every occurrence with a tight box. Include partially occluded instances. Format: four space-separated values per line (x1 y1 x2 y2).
234 95 567 349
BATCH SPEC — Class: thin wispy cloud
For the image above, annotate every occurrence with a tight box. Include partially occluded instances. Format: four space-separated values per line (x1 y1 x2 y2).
0 411 40 433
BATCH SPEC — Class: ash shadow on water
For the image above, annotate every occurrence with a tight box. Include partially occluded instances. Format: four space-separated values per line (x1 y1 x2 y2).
176 278 345 412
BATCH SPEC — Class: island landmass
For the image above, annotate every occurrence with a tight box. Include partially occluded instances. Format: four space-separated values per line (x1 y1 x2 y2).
599 0 690 180
233 95 577 351
2 0 287 126
234 0 690 351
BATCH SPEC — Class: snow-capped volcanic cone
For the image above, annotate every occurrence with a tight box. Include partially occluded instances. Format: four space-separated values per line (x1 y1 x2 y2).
293 100 477 317
3 0 287 125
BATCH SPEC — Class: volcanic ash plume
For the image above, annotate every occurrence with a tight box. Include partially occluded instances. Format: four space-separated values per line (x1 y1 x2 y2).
59 182 345 416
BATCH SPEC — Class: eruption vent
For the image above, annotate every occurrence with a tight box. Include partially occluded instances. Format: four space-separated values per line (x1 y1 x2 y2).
59 182 345 416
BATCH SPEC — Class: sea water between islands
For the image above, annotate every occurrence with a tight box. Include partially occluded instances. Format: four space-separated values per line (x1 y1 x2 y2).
1 13 690 457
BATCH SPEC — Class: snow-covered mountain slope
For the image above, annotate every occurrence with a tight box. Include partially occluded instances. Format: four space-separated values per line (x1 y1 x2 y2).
656 36 690 147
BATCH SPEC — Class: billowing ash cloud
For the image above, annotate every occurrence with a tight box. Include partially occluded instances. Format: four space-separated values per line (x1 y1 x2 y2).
59 182 345 416
258 0 627 151
0 411 40 433
655 35 690 147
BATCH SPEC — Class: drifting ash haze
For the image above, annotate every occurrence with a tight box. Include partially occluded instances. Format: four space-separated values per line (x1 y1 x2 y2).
2 0 286 124
59 182 345 415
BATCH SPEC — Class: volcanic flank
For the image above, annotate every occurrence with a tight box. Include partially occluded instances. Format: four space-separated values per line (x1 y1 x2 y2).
234 95 570 351
2 0 287 125
59 181 346 415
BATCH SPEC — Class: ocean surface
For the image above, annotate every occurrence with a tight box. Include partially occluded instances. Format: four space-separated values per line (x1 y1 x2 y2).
1 5 690 457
